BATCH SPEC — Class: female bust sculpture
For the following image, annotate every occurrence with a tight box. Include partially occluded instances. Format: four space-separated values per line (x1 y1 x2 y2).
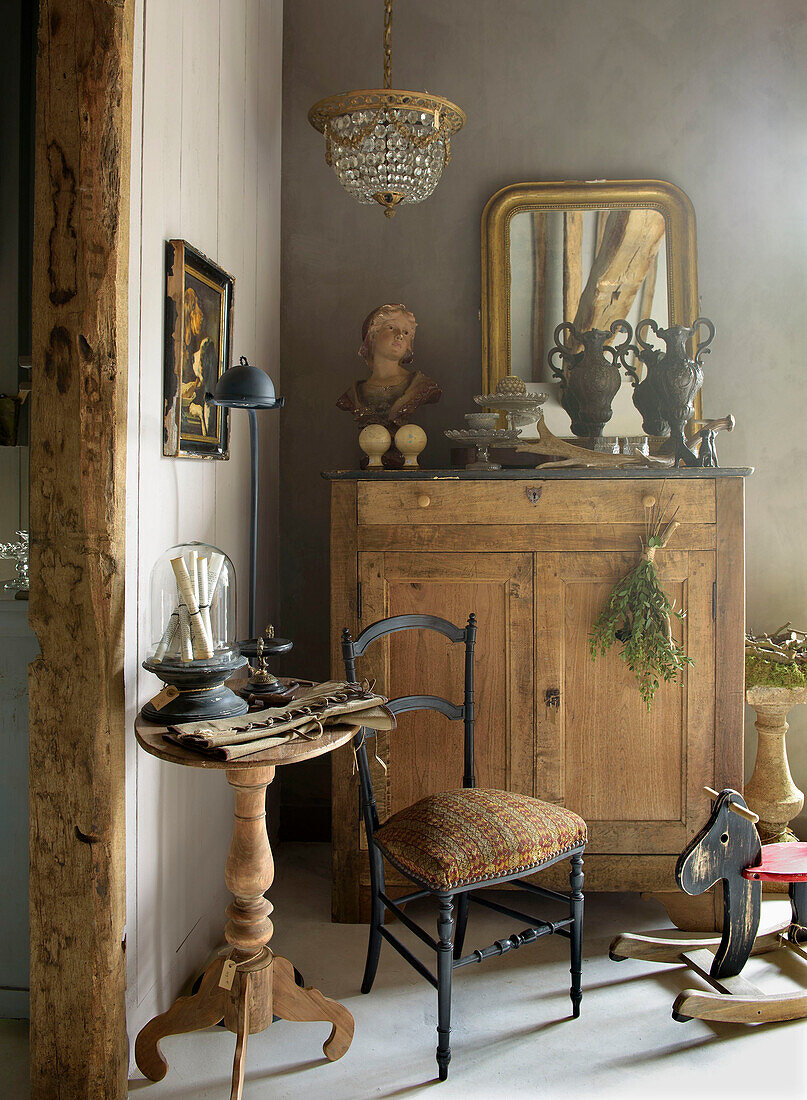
336 304 441 435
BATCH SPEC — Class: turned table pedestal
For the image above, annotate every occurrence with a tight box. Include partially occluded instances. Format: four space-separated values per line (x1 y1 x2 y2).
134 711 356 1099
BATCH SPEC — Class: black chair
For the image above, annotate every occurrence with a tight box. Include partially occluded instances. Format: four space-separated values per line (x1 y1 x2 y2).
342 613 587 1081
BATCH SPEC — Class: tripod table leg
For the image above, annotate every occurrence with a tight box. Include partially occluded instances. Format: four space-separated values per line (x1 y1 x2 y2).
135 955 228 1082
272 955 355 1061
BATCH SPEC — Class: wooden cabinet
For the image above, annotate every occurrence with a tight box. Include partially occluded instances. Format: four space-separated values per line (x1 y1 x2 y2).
328 471 748 923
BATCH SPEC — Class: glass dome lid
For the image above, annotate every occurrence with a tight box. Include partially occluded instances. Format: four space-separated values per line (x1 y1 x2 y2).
149 542 238 666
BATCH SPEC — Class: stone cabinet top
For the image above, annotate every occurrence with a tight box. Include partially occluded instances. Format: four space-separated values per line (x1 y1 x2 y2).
322 467 753 481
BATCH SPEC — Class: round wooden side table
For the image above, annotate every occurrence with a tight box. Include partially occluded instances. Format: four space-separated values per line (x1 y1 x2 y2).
134 709 356 1100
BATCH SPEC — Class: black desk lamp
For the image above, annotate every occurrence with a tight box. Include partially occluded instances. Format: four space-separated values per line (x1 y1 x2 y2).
207 356 290 673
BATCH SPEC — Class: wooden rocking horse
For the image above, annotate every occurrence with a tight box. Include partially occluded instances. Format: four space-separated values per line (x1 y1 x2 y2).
610 788 807 1023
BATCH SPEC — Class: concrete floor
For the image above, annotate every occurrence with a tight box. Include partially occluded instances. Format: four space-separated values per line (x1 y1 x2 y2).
4 844 807 1098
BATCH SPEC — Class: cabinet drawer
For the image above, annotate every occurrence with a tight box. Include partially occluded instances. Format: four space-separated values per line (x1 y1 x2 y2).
357 480 716 526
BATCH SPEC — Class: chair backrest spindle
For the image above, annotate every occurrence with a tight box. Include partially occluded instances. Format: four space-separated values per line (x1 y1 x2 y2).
463 612 477 789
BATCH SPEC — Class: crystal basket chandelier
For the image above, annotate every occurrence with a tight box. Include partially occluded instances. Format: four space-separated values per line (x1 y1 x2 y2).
308 0 466 218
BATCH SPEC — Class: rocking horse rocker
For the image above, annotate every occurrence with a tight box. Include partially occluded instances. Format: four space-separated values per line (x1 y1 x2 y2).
610 788 807 1024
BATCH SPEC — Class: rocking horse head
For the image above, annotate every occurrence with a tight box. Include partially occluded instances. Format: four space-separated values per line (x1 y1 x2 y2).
676 788 762 979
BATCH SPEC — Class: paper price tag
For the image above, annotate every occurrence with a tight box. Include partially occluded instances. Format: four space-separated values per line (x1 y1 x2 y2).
149 685 180 711
219 958 237 991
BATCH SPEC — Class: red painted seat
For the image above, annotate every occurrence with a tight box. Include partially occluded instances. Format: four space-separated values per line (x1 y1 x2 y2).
743 842 807 883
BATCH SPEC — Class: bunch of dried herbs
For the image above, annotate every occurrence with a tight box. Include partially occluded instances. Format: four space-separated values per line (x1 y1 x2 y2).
590 489 693 708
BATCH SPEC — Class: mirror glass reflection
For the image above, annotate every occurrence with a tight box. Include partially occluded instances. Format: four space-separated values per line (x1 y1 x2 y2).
509 208 668 436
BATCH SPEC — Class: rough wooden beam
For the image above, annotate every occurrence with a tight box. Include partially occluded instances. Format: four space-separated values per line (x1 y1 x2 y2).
595 208 607 254
29 1 134 1096
625 252 660 372
531 213 547 381
575 208 665 332
562 211 583 326
637 252 659 322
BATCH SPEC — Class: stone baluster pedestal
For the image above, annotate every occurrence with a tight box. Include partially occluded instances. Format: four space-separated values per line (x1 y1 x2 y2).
745 684 807 846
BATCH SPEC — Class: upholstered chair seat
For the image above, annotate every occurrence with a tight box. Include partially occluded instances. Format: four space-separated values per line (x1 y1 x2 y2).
375 789 587 893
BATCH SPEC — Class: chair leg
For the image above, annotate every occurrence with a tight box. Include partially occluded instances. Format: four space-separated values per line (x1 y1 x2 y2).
569 854 584 1018
362 845 385 994
453 892 470 960
436 896 455 1082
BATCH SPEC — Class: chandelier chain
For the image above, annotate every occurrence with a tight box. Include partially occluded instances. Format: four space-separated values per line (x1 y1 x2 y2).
383 0 393 89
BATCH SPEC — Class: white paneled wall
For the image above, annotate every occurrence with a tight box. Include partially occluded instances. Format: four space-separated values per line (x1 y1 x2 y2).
125 0 282 1043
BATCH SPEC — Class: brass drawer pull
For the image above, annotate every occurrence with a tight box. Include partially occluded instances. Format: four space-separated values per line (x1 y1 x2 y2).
417 495 431 509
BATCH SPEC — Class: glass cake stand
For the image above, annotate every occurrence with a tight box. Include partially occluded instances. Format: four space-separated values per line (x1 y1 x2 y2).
474 391 548 431
444 428 521 470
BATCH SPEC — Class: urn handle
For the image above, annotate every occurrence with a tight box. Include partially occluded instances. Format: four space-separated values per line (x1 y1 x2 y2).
690 316 716 366
548 322 577 382
548 345 567 382
603 320 632 366
553 321 578 352
619 346 642 385
609 318 633 350
635 317 660 352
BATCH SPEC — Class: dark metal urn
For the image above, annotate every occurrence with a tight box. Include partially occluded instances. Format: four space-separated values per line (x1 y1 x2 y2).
621 317 715 466
142 652 249 723
548 320 632 438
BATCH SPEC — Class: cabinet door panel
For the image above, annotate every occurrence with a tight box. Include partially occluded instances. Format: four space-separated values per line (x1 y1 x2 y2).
535 550 715 855
358 552 534 823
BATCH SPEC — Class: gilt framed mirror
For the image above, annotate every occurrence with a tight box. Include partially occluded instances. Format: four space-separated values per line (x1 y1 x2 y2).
481 180 701 434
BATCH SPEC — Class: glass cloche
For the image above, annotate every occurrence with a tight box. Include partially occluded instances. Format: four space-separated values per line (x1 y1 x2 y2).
143 543 247 723
149 542 239 665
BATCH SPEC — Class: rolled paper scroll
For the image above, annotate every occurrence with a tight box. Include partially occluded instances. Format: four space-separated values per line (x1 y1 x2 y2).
170 555 213 659
188 549 199 605
164 629 181 659
197 556 212 648
153 607 180 663
205 552 225 643
177 602 194 663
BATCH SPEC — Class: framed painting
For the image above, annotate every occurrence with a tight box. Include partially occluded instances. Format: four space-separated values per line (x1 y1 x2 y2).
163 240 234 458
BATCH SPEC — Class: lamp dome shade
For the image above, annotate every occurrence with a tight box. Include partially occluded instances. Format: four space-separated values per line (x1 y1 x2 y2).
206 356 284 410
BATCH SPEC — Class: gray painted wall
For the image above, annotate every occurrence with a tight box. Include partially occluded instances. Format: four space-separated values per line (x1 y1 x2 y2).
280 0 807 834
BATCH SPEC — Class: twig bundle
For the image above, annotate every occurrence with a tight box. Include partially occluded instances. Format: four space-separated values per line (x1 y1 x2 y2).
590 486 693 708
745 623 807 687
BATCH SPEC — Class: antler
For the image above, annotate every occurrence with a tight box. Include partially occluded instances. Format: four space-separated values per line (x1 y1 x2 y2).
686 414 735 441
516 414 674 469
